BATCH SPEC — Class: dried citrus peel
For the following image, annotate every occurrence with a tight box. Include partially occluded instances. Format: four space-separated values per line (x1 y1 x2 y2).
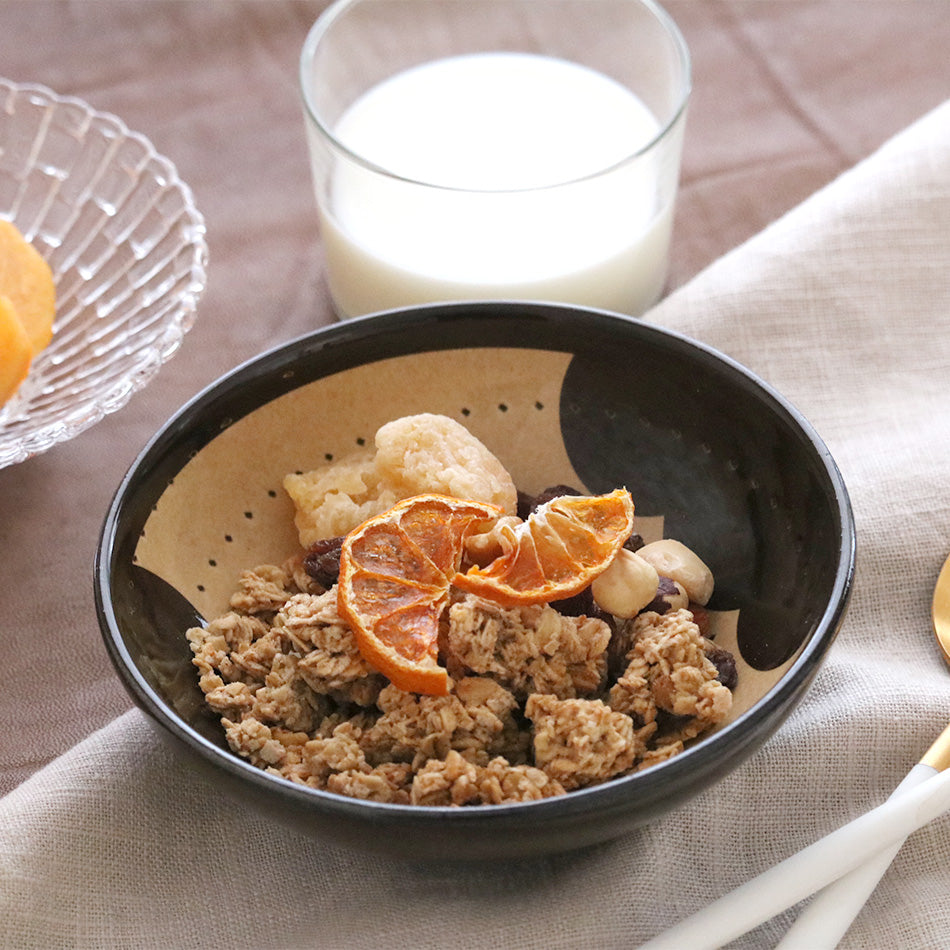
0 297 33 407
0 219 56 406
0 220 55 354
337 493 501 695
454 488 635 606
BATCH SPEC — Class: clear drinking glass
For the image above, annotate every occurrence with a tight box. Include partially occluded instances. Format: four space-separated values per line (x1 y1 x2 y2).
300 0 690 319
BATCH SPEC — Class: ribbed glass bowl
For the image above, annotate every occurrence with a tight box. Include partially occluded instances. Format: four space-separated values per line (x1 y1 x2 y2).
0 78 208 468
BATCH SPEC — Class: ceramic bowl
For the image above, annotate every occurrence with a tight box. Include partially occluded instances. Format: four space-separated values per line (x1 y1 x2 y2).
0 78 207 468
95 302 855 860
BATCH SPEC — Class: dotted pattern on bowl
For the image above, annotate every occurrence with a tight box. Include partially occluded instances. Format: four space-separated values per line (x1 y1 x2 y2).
135 400 553 598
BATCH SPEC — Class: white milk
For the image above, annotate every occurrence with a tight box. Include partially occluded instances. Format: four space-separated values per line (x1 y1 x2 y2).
320 52 678 318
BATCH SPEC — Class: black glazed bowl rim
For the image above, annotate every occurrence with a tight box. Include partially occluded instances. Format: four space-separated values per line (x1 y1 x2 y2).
95 301 856 848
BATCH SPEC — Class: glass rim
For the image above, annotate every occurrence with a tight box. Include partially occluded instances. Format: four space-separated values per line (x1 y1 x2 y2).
299 0 691 194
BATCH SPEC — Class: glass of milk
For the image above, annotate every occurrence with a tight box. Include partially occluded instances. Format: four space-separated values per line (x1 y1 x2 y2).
300 0 690 320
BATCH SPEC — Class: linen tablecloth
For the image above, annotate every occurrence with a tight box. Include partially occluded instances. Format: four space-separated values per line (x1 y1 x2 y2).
1 3 949 948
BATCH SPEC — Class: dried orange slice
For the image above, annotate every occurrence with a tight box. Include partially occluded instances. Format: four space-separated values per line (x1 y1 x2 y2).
337 493 501 696
454 488 634 606
0 219 55 354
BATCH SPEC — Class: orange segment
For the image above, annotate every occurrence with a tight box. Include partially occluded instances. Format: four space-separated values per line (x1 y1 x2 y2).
0 219 56 354
0 296 33 407
454 488 634 606
338 493 501 695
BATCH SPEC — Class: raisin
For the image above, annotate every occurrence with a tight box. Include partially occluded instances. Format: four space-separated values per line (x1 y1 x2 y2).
642 575 683 614
535 483 582 506
690 604 711 639
705 645 738 690
551 585 596 617
655 708 693 734
623 531 645 553
606 627 630 683
516 490 535 521
517 484 582 519
302 536 344 588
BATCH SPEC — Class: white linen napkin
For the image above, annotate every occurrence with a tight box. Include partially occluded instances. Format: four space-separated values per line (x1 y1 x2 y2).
2 99 949 950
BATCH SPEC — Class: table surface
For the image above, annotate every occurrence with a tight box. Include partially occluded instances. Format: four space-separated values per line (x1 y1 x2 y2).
1 0 948 832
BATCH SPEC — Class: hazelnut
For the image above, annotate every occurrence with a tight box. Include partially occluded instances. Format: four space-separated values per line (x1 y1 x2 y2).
591 548 659 618
636 538 714 606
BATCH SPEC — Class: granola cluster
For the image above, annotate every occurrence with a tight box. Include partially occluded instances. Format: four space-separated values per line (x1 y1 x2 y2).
188 559 735 807
188 413 736 806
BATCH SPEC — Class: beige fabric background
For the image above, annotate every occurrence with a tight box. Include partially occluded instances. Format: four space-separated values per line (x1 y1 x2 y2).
1 2 949 947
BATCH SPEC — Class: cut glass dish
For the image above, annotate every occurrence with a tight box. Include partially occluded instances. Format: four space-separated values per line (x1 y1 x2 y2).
0 78 208 468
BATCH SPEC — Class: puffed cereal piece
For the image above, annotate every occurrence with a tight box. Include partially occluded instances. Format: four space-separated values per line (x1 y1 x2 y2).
284 450 401 546
373 413 517 516
283 414 517 547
